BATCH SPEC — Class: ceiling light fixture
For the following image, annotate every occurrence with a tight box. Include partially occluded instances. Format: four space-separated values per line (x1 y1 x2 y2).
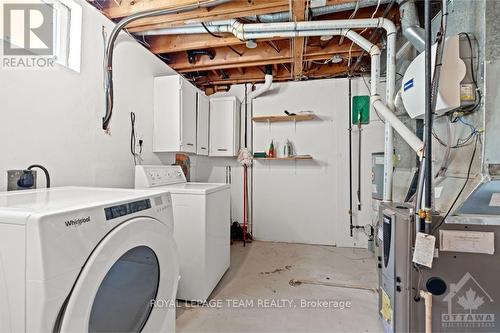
330 55 343 64
246 39 257 49
319 35 333 41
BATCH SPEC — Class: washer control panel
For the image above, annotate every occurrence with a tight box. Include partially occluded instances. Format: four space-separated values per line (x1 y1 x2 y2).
135 165 186 188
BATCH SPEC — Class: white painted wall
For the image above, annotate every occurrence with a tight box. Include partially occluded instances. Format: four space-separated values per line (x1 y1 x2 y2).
0 0 386 248
0 0 176 190
193 78 385 247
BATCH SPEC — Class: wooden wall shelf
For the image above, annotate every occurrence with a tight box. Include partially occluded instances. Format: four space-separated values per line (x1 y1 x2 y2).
254 155 313 161
252 114 315 123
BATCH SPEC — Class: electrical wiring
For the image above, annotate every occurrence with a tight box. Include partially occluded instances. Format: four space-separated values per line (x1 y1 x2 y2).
339 0 360 47
102 26 108 90
200 22 223 38
455 32 481 114
130 112 142 165
346 0 381 69
432 134 479 234
200 22 242 57
433 115 479 149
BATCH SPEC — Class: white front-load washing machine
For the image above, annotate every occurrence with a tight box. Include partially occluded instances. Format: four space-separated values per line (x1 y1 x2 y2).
135 165 230 302
0 187 179 332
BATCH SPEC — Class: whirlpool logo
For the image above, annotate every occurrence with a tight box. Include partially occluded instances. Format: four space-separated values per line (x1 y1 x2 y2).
64 216 91 227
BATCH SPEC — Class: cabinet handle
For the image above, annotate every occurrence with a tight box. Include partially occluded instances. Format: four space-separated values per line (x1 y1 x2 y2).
186 143 194 146
201 147 207 150
217 148 228 151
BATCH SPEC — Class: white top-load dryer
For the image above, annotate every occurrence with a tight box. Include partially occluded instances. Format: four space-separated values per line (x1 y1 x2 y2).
0 187 179 333
135 165 230 302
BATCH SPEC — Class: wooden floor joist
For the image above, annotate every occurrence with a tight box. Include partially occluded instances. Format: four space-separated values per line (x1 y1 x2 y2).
125 0 290 32
291 0 308 80
88 0 399 90
167 38 364 73
195 61 350 87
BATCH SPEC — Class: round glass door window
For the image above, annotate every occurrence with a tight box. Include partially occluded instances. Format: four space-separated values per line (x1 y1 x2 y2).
89 246 160 332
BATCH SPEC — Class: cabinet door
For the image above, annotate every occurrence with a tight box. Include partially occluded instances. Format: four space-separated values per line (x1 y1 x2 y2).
153 76 181 152
180 80 197 153
196 93 210 156
209 99 235 156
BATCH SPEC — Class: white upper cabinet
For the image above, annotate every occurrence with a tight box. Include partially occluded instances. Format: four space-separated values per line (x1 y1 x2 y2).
197 92 210 156
153 75 197 153
209 96 240 157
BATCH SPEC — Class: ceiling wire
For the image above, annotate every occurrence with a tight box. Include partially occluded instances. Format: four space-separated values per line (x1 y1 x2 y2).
348 0 396 76
200 21 243 58
347 0 381 68
338 0 360 45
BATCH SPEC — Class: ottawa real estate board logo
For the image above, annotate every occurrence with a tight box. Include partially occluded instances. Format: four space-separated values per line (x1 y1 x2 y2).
441 272 495 329
2 2 55 69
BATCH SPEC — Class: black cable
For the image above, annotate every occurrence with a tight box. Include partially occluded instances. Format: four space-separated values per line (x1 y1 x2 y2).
201 22 223 38
457 32 482 114
27 164 51 188
130 112 137 165
432 134 479 234
201 21 242 59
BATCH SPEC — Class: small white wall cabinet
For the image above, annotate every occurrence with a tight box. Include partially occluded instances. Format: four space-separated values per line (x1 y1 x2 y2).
209 96 240 157
196 92 210 156
153 75 197 153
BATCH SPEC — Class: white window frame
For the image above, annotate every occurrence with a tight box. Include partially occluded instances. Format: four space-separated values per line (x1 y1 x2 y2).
49 0 82 72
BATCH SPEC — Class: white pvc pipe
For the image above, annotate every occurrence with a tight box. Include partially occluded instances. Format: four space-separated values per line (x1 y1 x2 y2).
384 19 397 202
344 30 380 97
373 99 423 153
247 74 273 101
135 17 409 200
226 18 405 201
420 290 433 333
136 20 234 36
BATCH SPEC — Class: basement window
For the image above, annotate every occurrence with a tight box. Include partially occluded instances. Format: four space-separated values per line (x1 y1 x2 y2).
50 0 82 72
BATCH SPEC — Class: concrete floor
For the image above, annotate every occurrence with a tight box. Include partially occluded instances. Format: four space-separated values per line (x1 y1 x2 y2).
176 241 383 333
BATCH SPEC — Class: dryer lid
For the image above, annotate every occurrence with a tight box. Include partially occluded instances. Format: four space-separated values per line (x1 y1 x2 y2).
161 182 231 195
0 187 168 224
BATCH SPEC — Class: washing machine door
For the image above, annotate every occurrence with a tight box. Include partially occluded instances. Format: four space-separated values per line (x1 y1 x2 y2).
57 217 179 333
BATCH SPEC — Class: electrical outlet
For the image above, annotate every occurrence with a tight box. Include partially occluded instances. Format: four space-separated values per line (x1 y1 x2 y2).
7 170 37 191
137 135 144 152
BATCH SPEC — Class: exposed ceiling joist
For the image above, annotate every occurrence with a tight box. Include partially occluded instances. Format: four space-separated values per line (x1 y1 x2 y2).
196 61 349 87
168 38 364 73
148 34 287 54
101 0 352 20
89 0 400 91
291 0 309 80
124 0 290 32
102 0 209 19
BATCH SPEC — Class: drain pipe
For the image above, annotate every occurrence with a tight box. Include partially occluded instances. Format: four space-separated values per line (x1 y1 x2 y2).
102 0 229 131
247 69 273 101
240 66 273 245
